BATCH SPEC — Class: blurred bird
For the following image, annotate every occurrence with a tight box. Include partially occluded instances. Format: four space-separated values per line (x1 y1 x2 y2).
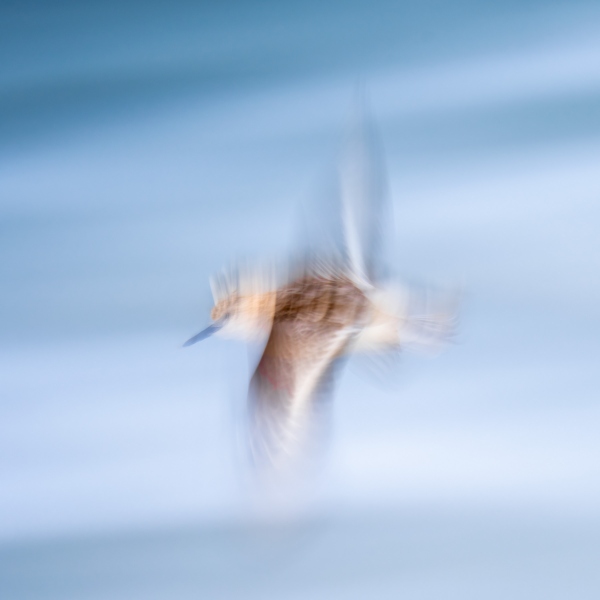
184 101 457 480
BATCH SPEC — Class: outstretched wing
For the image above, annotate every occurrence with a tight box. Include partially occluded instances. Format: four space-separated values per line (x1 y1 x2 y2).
247 318 356 477
293 96 390 288
339 96 390 286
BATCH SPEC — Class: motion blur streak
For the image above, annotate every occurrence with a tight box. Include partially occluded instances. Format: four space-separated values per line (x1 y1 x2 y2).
2 1 600 599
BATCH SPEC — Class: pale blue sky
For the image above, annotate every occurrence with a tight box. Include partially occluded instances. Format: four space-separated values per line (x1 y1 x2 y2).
2 1 600 597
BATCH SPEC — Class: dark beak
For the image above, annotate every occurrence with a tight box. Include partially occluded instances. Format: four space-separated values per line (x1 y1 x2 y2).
182 323 221 347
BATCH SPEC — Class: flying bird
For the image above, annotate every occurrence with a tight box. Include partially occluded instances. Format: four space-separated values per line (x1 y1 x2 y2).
184 104 457 481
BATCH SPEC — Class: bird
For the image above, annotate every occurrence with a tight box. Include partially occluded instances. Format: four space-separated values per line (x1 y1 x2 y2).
184 102 457 481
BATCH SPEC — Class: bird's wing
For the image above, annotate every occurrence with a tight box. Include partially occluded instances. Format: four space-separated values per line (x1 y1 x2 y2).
292 96 390 287
339 96 390 286
247 318 356 475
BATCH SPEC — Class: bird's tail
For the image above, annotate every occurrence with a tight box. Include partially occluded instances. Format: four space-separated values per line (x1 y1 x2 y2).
398 285 461 354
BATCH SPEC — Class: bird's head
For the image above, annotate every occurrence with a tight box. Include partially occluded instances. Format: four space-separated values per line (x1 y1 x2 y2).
184 265 275 347
209 293 235 323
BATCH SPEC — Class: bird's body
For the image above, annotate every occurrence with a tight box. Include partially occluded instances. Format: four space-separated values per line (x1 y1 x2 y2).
243 271 366 474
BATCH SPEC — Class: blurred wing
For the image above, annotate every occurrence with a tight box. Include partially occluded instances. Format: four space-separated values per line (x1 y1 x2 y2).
292 97 390 286
339 97 390 286
247 319 355 474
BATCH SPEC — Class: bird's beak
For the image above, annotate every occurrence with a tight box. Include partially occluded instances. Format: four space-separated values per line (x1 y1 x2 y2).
182 323 222 347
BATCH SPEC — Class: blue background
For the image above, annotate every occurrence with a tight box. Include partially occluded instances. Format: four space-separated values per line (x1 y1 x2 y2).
2 1 600 597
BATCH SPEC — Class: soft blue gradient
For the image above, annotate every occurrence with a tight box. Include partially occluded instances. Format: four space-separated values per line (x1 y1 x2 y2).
2 1 600 598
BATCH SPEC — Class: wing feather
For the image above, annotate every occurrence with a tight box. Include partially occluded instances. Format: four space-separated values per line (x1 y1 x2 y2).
247 318 356 475
339 98 389 286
